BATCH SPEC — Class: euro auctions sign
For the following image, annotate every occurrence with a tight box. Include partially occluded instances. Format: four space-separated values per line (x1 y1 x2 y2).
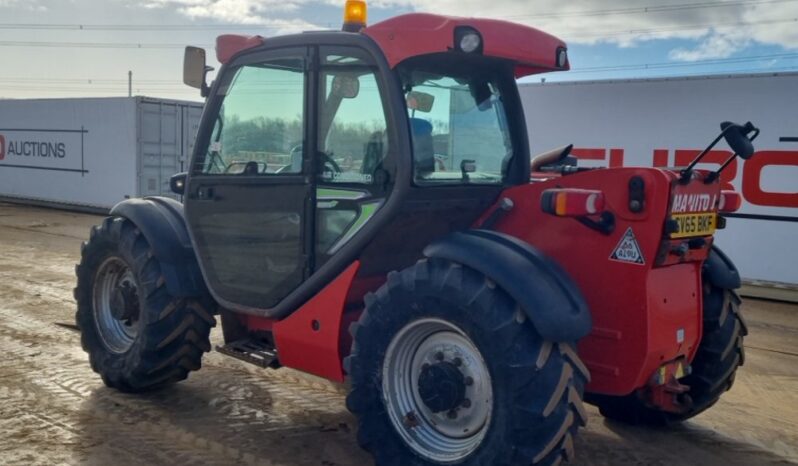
519 73 798 286
0 129 87 174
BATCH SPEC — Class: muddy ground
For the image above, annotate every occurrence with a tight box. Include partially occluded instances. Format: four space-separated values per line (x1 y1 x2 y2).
0 201 795 466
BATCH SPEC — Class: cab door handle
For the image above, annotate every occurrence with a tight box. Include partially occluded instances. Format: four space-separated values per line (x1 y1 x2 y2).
196 187 216 201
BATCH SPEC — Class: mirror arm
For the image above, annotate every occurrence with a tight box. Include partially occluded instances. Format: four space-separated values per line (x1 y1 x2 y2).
200 66 215 98
680 131 727 183
704 154 736 184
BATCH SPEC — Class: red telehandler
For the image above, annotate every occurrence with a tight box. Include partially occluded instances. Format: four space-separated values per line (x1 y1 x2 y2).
75 2 755 464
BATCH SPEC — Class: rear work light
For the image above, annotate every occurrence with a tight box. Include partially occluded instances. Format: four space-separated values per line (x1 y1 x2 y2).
541 189 605 217
718 190 742 213
454 27 483 54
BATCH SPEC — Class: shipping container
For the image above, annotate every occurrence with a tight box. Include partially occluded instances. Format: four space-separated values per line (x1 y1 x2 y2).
0 96 203 212
520 72 798 290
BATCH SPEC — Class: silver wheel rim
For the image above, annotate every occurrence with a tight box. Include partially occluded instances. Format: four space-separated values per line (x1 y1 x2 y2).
92 256 140 353
382 318 493 463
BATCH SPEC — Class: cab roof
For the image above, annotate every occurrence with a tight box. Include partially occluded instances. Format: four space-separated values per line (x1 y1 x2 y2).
215 13 569 77
363 13 569 77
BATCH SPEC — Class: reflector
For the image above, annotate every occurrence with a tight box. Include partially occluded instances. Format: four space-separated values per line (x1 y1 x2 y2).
718 190 742 213
541 189 606 217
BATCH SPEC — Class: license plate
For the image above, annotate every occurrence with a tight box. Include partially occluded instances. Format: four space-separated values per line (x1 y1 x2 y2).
670 213 716 238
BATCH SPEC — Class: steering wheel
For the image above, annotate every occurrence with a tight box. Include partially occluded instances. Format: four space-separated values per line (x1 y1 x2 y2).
284 145 342 175
319 151 342 174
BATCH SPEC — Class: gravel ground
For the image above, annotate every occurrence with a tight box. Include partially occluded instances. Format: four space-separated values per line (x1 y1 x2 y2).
0 201 796 466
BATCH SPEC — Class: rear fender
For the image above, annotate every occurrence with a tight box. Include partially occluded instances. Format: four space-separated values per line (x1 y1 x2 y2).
423 230 592 342
110 197 208 298
703 246 741 290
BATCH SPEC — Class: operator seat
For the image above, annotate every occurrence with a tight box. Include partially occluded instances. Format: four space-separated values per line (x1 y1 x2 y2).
410 118 435 177
362 131 386 180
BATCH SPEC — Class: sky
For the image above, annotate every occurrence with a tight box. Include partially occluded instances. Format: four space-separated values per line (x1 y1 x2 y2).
0 0 797 100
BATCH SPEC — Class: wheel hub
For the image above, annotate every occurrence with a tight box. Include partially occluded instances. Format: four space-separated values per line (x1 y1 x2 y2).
418 361 466 413
110 281 140 322
382 318 493 463
92 257 141 353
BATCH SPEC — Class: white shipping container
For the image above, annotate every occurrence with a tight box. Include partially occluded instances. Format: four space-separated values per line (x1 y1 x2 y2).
521 72 798 288
0 97 203 212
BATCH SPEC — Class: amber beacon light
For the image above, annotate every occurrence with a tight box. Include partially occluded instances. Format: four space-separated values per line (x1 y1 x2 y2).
343 0 368 32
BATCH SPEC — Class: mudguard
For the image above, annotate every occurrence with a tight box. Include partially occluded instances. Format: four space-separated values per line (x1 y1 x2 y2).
423 230 592 342
110 197 208 298
703 246 741 290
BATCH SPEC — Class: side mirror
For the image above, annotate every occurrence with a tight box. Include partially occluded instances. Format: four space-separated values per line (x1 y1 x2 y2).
721 121 758 160
170 172 187 196
331 75 360 99
184 47 213 97
406 91 435 113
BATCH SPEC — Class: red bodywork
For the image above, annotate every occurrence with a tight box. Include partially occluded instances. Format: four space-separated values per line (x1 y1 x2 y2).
492 168 720 395
214 13 567 77
216 34 265 64
247 261 361 383
363 13 568 76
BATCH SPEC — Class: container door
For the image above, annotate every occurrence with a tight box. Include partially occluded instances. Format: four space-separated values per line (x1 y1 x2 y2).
184 48 313 312
139 100 182 199
182 104 203 172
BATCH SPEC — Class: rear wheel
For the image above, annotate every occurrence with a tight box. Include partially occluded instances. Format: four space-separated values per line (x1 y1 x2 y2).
589 268 746 425
346 259 589 466
75 216 216 392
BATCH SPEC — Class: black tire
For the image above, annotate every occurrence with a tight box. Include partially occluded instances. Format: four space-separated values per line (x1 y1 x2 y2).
75 216 216 392
346 258 589 466
589 270 747 425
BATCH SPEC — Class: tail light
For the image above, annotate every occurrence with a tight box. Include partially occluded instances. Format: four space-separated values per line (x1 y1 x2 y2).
718 190 742 213
541 189 605 217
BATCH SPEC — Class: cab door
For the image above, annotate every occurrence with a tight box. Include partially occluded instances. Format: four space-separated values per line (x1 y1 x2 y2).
184 47 315 312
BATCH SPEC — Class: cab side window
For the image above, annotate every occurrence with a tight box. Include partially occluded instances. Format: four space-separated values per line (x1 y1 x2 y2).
318 53 389 184
196 58 305 176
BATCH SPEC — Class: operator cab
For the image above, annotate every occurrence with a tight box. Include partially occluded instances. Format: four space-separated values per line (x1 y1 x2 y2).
179 4 569 316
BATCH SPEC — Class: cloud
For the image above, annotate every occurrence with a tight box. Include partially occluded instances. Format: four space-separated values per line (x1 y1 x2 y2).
135 0 798 58
139 0 319 31
0 0 47 10
669 31 751 61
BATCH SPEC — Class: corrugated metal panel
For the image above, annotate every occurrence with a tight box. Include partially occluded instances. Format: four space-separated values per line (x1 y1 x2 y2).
0 96 203 211
183 104 203 172
139 99 178 199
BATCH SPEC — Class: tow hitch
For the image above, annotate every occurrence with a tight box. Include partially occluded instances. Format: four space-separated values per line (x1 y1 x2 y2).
646 358 693 414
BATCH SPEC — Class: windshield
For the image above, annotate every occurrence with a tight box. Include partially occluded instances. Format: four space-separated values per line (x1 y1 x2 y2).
398 58 515 185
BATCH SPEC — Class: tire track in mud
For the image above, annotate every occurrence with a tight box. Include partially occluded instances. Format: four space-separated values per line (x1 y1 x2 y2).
0 307 368 466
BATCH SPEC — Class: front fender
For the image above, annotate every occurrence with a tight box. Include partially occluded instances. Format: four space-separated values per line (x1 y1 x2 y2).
110 197 208 298
423 230 592 342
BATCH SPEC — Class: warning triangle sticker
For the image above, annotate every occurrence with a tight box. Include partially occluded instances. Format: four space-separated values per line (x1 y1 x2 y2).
609 227 645 265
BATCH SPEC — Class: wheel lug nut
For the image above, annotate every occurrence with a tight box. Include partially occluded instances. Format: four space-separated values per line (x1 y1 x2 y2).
462 399 472 408
435 352 445 361
447 410 458 419
453 357 462 367
464 376 474 386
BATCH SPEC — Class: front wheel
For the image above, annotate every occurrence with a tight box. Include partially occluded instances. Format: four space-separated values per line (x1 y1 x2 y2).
346 259 589 466
75 216 216 392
